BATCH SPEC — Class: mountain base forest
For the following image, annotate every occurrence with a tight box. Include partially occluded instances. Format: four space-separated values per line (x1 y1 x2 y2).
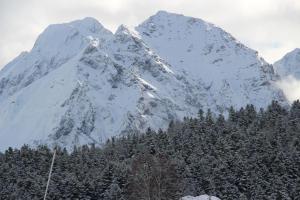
1 101 300 199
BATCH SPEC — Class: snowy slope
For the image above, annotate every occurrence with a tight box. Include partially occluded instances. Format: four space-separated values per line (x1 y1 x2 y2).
181 195 220 200
0 11 287 149
274 48 300 79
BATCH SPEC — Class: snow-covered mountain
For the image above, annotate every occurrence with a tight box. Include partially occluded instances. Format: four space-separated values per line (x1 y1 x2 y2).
274 48 300 79
181 195 220 200
273 48 300 103
0 11 286 150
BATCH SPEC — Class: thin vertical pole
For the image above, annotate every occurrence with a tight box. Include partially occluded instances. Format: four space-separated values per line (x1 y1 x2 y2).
43 148 56 200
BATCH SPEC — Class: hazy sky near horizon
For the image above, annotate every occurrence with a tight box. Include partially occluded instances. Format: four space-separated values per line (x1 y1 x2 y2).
0 0 299 68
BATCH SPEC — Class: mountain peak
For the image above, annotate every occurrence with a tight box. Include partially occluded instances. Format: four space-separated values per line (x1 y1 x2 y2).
154 10 183 17
136 10 263 80
274 48 300 79
152 10 200 20
290 48 300 55
33 17 111 49
276 48 300 63
68 17 111 35
293 47 300 52
70 17 100 25
281 48 300 57
143 10 207 27
30 17 112 64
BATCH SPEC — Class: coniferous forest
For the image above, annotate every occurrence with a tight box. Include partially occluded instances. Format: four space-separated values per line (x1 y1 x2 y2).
1 101 300 199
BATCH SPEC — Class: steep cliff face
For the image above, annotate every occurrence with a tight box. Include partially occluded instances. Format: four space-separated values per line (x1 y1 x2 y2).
0 11 286 149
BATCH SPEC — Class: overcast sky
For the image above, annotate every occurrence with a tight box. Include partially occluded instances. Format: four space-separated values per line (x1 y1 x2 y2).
0 0 299 68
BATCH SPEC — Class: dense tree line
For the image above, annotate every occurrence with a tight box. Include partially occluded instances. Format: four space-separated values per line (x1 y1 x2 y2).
1 101 300 199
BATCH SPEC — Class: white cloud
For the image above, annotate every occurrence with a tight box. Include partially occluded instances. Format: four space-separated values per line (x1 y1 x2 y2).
0 0 299 68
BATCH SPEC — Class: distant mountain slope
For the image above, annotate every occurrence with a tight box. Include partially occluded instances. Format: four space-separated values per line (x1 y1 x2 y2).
273 48 300 103
274 48 300 78
0 11 286 149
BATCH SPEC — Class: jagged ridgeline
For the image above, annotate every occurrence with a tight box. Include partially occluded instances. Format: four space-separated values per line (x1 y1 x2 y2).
1 101 300 199
0 11 286 150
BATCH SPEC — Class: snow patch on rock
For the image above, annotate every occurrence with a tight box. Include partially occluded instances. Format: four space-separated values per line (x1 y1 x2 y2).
181 195 220 200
